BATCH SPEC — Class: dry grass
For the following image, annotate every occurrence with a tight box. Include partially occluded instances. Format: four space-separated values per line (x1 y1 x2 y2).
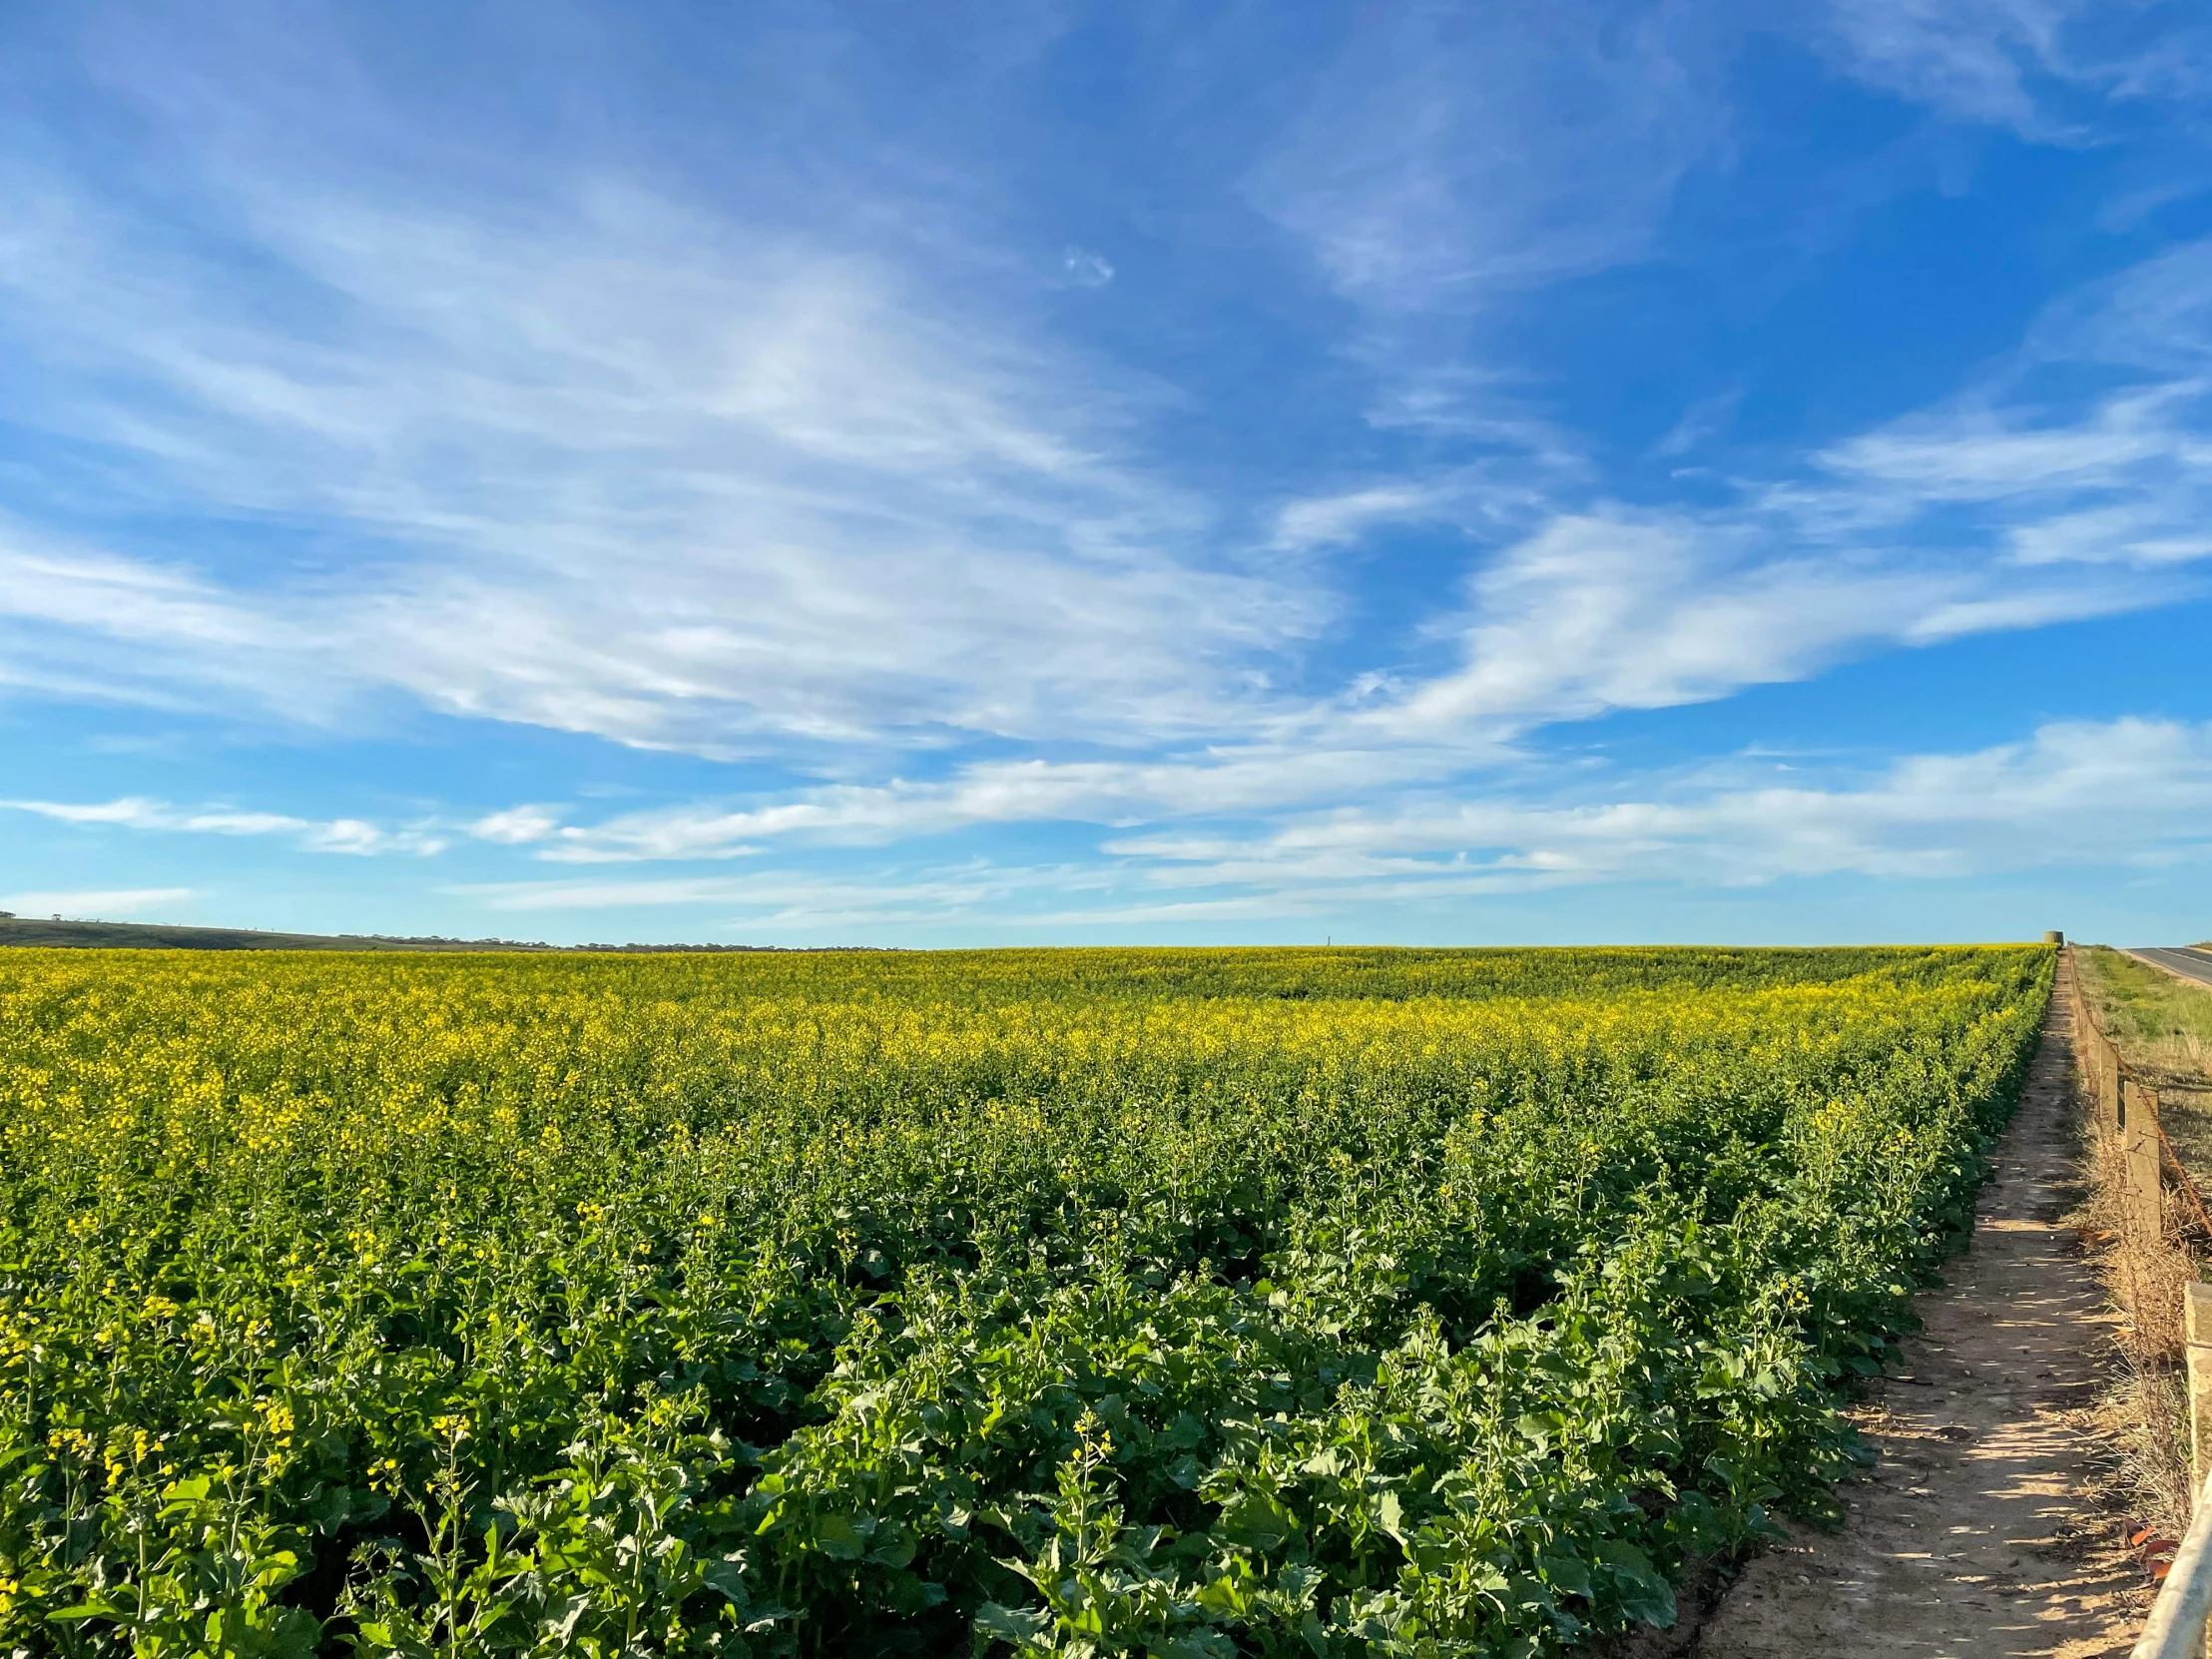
2069 951 2212 1535
2076 947 2212 1081
2078 944 2212 1190
2074 1121 2200 1534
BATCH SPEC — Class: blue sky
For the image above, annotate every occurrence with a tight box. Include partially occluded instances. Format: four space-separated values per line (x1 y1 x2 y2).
3 0 2210 946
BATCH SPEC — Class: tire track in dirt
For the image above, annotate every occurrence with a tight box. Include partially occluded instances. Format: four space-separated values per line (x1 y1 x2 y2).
1683 983 2147 1656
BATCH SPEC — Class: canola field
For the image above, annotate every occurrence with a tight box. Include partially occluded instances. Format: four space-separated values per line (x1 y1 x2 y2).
0 944 2050 1657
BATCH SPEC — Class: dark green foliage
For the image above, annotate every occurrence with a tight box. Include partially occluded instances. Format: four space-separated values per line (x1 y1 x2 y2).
0 945 2049 1655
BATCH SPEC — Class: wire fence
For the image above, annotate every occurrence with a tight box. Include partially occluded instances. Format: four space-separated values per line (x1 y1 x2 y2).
2072 951 2212 1659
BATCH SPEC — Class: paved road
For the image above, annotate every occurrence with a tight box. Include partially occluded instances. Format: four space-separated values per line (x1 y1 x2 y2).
2128 946 2212 989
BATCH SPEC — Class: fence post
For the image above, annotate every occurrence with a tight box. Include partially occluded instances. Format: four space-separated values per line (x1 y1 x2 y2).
2190 1285 2212 1500
2188 1284 2212 1659
2114 1043 2132 1150
2096 1035 2114 1150
2127 1079 2165 1241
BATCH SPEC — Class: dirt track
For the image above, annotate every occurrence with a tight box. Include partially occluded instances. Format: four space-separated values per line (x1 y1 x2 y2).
1687 986 2146 1656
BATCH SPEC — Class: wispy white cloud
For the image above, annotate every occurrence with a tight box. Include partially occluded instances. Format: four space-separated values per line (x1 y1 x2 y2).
463 497 2138 864
2 887 194 917
467 806 567 846
1107 717 2212 892
0 797 444 855
449 862 1106 930
1652 387 1745 459
0 80 1324 758
461 453 2192 868
1250 2 1723 309
1795 239 2212 573
7 2 2211 940
1062 246 1115 287
0 526 342 718
1811 0 2210 133
1269 450 1583 552
1365 513 1950 738
5 5 2189 782
24 206 2200 888
1273 482 1463 552
451 716 2212 926
1813 0 2081 131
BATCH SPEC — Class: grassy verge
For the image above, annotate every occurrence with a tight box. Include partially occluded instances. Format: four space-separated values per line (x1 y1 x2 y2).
2075 1119 2197 1536
2076 946 2212 1168
2070 948 2212 1538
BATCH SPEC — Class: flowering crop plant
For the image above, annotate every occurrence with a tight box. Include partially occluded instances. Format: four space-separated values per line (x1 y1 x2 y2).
0 944 2049 1656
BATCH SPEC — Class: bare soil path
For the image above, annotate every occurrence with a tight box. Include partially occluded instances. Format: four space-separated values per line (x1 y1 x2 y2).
1689 987 2145 1657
